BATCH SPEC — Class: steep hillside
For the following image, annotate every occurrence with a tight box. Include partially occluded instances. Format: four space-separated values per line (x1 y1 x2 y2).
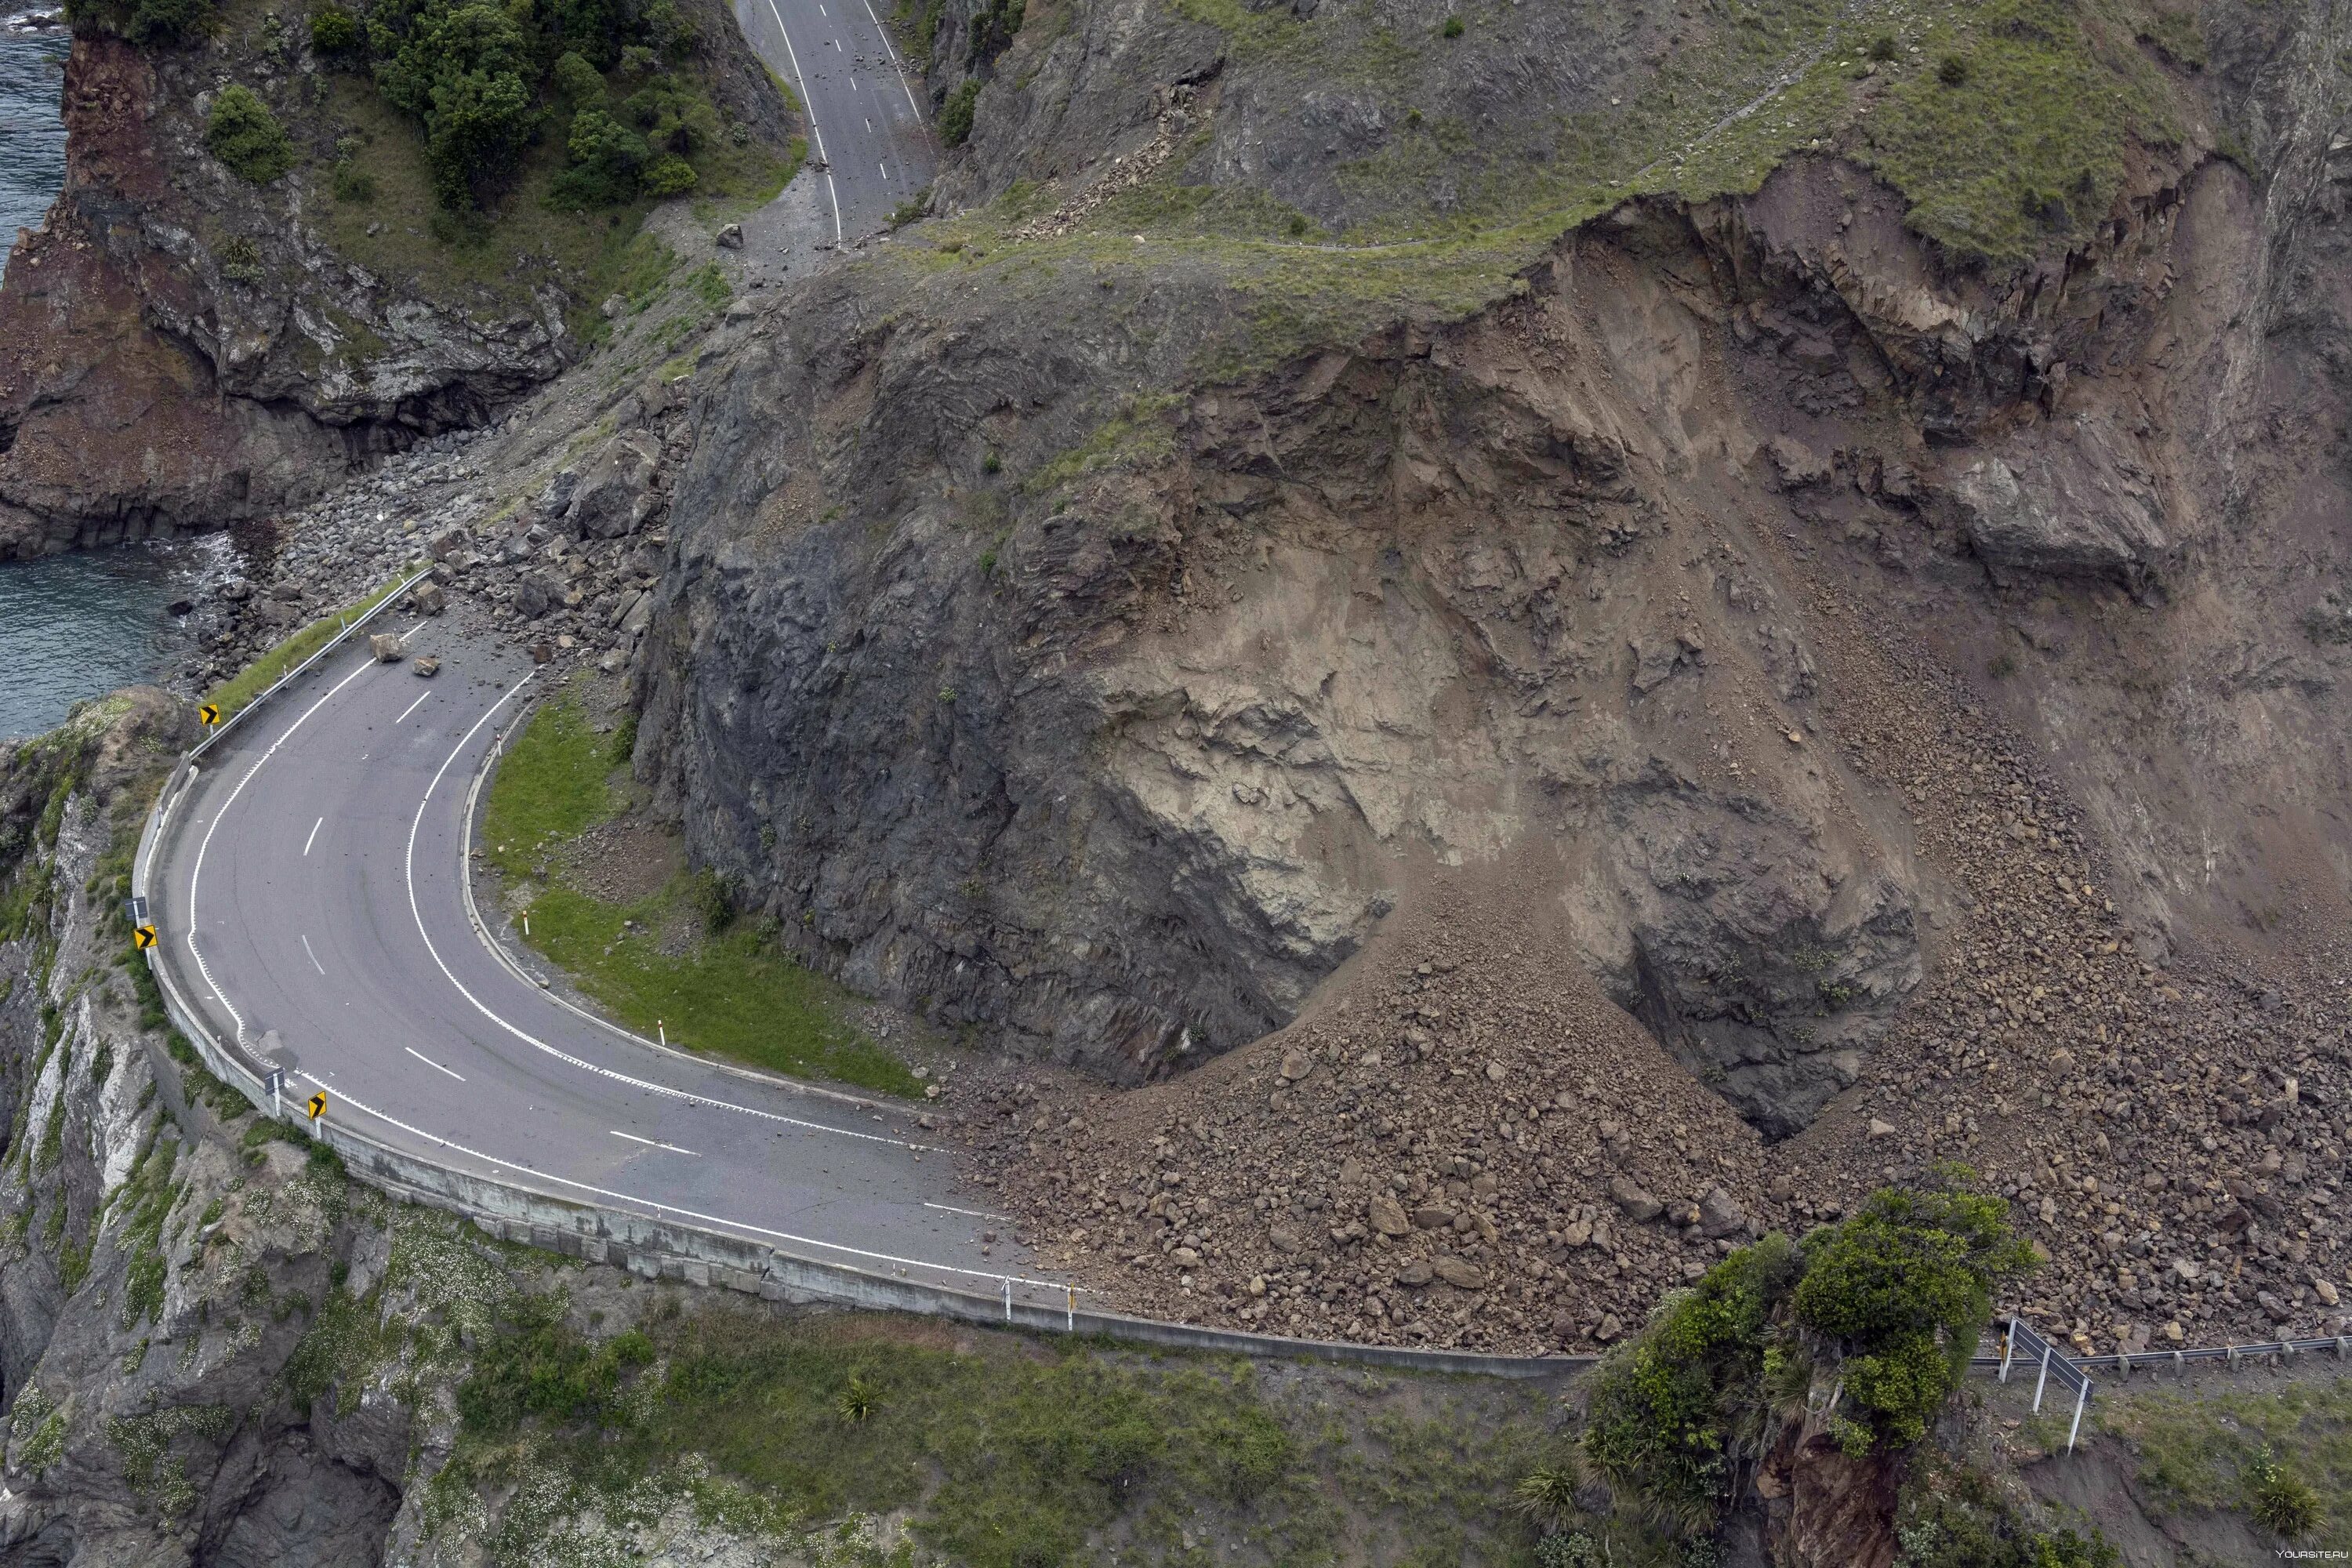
0 0 796 559
629 0 2352 1351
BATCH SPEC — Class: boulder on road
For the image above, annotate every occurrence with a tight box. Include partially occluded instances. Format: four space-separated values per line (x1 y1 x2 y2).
412 655 440 678
368 632 404 662
406 580 447 616
511 572 559 620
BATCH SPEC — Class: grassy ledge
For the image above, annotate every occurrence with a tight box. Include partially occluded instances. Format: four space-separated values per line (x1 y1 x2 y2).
205 568 420 721
481 693 920 1095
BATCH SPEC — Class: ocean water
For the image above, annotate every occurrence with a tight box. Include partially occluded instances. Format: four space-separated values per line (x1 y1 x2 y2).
0 13 252 744
1 9 68 281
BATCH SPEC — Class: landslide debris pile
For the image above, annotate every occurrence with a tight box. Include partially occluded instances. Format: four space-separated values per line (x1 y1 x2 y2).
960 606 2350 1357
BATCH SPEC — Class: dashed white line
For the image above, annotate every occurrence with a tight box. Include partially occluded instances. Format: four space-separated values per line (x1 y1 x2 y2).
187 653 378 1044
395 691 431 724
854 0 925 116
301 934 325 975
402 690 935 1150
924 1201 1014 1221
405 1046 465 1082
612 1129 699 1156
763 0 844 244
303 815 324 855
300 1073 1069 1290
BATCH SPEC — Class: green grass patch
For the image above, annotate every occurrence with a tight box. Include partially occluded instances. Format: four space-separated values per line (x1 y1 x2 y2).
485 698 918 1096
480 699 620 880
435 1304 1551 1567
520 881 920 1095
2102 1377 2349 1548
205 570 418 722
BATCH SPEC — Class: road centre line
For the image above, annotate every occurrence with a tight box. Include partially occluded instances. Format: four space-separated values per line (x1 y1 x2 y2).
405 1046 465 1082
612 1129 699 1156
304 816 324 855
302 934 325 975
395 691 431 724
852 0 924 116
299 1073 1070 1291
403 685 935 1151
924 1201 1014 1221
187 652 379 1044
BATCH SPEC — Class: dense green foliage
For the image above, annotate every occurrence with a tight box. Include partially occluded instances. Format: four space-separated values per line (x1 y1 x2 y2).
307 0 711 208
204 85 297 183
938 77 980 147
1793 1184 2037 1449
1582 1171 2036 1541
64 0 216 45
2246 1451 2325 1539
1584 1236 1798 1533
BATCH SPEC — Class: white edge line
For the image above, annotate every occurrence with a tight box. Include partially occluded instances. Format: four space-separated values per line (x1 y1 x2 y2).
303 1071 1070 1291
405 682 935 1151
764 0 844 243
405 1045 466 1082
456 699 891 1116
187 653 380 1044
612 1129 699 1156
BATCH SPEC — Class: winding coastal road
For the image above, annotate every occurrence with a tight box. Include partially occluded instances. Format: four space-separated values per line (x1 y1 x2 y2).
145 615 1048 1298
732 0 935 244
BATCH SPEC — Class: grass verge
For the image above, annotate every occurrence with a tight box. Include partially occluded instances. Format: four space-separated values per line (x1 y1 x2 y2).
2100 1375 2349 1549
433 1302 1555 1568
482 696 920 1097
205 569 419 721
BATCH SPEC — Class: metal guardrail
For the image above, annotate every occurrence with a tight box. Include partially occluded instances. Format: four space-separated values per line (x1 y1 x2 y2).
1995 1315 2093 1452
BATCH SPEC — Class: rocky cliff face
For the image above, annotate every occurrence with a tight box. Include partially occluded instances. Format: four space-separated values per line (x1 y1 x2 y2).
0 0 793 561
633 0 2352 1155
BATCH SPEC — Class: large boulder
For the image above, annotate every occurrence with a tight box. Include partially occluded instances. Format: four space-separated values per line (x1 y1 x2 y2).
1947 424 2169 582
564 434 662 539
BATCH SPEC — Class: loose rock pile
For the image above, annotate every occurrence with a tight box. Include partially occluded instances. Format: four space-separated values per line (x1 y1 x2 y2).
956 575 2352 1358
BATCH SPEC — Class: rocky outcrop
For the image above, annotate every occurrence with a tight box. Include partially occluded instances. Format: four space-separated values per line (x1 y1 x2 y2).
0 0 793 560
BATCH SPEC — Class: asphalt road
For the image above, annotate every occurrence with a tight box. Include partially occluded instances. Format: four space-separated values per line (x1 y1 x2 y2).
732 0 935 244
148 618 1048 1297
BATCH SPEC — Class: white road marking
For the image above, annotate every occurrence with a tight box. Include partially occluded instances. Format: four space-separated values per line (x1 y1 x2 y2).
763 0 844 244
403 690 935 1150
303 816 323 855
187 652 379 1043
612 1129 699 1156
302 934 325 975
854 0 926 117
405 1046 465 1082
302 1073 1069 1291
879 161 887 179
924 1201 1014 1221
865 116 872 131
395 691 431 724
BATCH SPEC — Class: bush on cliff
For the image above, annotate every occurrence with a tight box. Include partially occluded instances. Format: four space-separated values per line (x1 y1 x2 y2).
66 0 216 47
1580 1167 2035 1541
205 85 298 183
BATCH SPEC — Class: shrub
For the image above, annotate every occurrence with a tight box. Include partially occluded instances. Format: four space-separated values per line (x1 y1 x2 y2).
640 154 698 196
2245 1451 2324 1537
1441 13 1464 36
330 158 376 203
1584 1235 1799 1534
1936 53 1971 85
1511 1450 1585 1530
309 5 360 53
204 85 296 183
215 234 264 282
372 0 539 206
1867 31 1899 61
1791 1177 2035 1450
938 78 980 146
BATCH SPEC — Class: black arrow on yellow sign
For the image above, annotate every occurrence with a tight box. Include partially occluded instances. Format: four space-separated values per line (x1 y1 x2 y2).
132 924 158 950
307 1092 327 1122
198 703 221 726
